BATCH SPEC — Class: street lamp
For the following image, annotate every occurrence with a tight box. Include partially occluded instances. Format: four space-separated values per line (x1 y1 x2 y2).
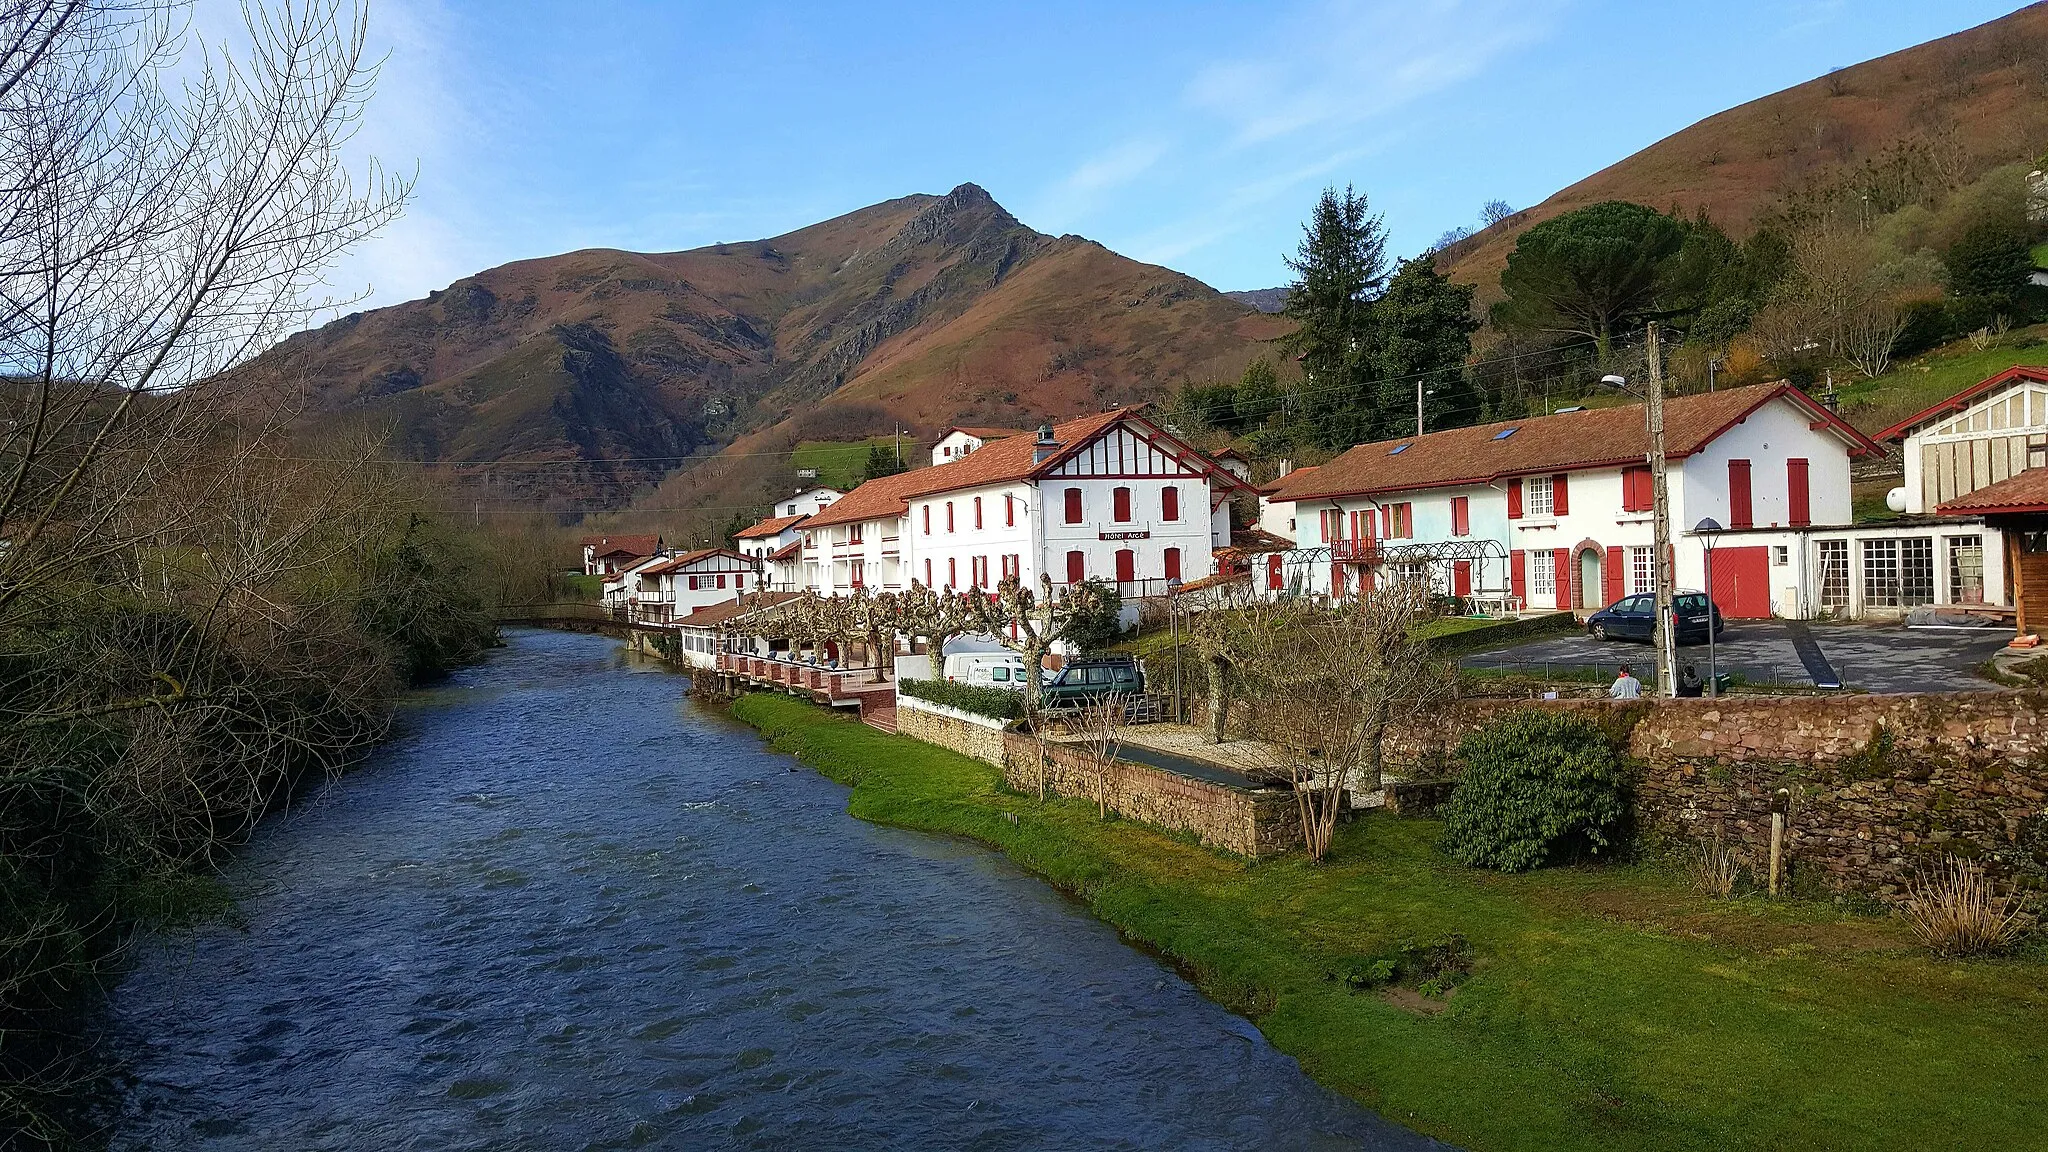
1693 517 1723 698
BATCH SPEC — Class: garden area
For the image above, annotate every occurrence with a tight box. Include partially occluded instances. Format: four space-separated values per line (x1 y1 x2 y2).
736 691 2048 1152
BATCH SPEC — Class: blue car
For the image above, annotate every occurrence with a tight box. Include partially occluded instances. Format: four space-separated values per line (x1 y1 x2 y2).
1587 592 1725 644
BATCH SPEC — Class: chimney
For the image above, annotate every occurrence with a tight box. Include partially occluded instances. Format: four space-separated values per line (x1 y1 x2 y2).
1033 422 1058 464
1277 459 1293 478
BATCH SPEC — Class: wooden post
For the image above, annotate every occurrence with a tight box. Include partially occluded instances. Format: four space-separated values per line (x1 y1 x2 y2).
1647 322 1677 697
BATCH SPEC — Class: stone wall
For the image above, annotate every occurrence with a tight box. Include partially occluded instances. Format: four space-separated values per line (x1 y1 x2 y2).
891 701 1300 858
1389 691 2048 897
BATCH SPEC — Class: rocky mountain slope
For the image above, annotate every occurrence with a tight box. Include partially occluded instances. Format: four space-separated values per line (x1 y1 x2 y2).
269 184 1285 509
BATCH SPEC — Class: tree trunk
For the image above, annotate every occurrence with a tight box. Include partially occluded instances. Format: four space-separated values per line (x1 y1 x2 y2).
1204 653 1228 743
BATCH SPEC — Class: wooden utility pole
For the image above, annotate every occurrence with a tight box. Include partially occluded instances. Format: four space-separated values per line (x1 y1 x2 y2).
1647 322 1677 697
1416 380 1425 437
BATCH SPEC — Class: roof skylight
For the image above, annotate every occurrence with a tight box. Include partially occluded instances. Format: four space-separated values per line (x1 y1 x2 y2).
1389 443 1411 455
1492 427 1519 440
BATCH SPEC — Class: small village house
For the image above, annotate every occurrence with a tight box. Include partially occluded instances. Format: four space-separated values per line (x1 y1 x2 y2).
581 533 661 576
630 548 760 625
929 426 1024 465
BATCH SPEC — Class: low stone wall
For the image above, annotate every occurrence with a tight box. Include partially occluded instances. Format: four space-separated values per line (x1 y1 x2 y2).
890 702 1299 858
1389 691 2048 897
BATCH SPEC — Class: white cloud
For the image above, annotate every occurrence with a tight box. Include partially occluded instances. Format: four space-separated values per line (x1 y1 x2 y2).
1027 136 1172 230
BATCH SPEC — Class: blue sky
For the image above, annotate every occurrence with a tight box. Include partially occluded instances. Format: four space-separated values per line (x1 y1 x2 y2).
317 0 2026 310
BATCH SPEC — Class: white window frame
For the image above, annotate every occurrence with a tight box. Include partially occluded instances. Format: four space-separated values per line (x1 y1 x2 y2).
1531 550 1556 599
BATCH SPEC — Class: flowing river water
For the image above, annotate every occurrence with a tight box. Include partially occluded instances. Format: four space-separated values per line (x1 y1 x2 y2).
99 629 1443 1150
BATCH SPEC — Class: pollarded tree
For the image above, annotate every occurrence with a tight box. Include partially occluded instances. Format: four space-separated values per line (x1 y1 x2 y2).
1492 201 1691 366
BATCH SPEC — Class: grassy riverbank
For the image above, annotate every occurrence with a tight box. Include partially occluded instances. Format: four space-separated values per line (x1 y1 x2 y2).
734 692 2048 1152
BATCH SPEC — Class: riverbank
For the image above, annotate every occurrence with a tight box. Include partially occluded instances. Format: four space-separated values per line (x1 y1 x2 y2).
735 691 2048 1152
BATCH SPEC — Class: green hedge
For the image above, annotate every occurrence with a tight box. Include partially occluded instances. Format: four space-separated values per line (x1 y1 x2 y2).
897 676 1025 721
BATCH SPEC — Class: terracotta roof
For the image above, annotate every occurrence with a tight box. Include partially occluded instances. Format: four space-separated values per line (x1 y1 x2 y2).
1171 571 1252 596
735 513 807 539
643 547 752 576
1876 366 2048 442
805 408 1249 530
676 591 802 629
1267 383 1882 504
1936 468 2048 515
1230 525 1295 552
581 534 660 557
1259 464 1319 495
767 539 802 562
945 425 1027 440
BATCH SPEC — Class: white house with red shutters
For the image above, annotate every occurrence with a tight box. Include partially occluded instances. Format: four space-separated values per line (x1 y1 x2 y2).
772 409 1247 612
617 548 759 624
929 426 1025 466
1254 382 1986 620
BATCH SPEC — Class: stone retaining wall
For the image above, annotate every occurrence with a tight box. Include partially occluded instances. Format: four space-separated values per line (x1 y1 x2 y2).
892 703 1299 858
1390 691 2048 896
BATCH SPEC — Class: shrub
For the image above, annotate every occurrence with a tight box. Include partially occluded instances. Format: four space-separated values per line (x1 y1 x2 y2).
897 677 1024 722
1440 710 1628 872
1900 857 2028 957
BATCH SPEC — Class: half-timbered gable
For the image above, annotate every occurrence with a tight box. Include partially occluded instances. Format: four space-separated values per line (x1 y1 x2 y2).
1880 367 2048 514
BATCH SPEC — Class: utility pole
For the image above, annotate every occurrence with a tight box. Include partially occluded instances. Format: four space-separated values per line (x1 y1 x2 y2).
1416 380 1424 437
1647 322 1677 698
894 423 902 467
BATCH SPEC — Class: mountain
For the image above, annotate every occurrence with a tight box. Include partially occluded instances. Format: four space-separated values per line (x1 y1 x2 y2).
1224 288 1289 313
269 183 1286 509
1436 3 2048 299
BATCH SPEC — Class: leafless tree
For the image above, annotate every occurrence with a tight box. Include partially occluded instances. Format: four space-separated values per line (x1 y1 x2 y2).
1075 690 1130 820
1226 581 1455 863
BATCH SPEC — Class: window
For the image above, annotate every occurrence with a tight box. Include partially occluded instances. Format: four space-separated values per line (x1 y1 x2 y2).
848 523 862 544
1064 488 1083 524
1113 486 1132 523
1531 550 1556 599
1005 494 1015 527
716 574 726 589
947 557 958 589
1162 486 1180 522
945 502 955 533
736 572 746 589
1818 540 1850 609
1900 536 1935 606
1115 549 1136 582
688 575 700 591
1002 553 1020 580
1386 502 1413 539
1771 546 1788 567
1787 459 1811 527
971 556 988 587
974 496 983 529
1728 459 1753 529
1861 539 1900 607
1948 535 1984 603
1525 475 1555 516
1451 496 1469 537
847 562 862 588
922 505 931 534
1164 547 1182 582
1628 546 1652 595
1621 466 1652 513
1321 509 1345 542
1350 509 1375 541
1066 550 1085 583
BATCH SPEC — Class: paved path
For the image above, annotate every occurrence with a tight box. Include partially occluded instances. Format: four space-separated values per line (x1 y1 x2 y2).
1461 619 2014 694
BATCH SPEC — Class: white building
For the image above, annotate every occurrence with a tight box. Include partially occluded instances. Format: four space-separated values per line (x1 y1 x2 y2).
930 426 1024 467
734 513 810 589
580 533 660 576
625 548 761 625
772 487 843 519
776 410 1247 605
1257 382 1941 620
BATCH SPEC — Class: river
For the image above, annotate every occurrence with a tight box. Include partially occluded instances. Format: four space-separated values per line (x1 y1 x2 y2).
99 629 1441 1150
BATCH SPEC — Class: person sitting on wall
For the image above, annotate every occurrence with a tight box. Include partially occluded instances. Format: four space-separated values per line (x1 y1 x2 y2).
1609 664 1642 699
1678 662 1704 698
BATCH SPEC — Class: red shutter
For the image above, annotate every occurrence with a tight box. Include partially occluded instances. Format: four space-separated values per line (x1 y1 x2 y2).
922 505 931 534
1164 547 1182 581
1624 466 1651 513
1112 486 1132 523
1453 560 1472 597
1267 554 1283 590
1552 474 1569 516
1604 546 1624 606
1162 486 1179 522
1728 459 1753 529
974 496 983 529
1788 458 1811 527
1451 496 1469 537
1066 550 1085 583
1507 478 1523 519
948 558 957 587
946 502 955 532
1005 494 1015 527
1064 488 1083 524
1510 550 1527 600
924 558 932 585
1554 548 1572 607
1331 564 1346 597
1115 549 1135 582
1360 566 1376 594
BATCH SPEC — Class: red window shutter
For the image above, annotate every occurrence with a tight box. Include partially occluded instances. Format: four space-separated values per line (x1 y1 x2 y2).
1064 488 1082 524
1401 503 1414 537
1115 549 1135 582
924 558 932 585
946 502 955 532
1453 560 1472 597
1006 494 1015 527
974 496 983 529
1624 466 1651 513
948 558 957 587
688 575 699 591
1553 548 1572 606
1164 547 1182 581
922 505 931 534
1268 554 1283 590
1507 478 1523 519
1451 496 1468 537
1113 486 1132 523
1066 550 1085 583
736 572 746 589
1604 546 1624 605
717 574 727 589
1552 474 1569 516
1788 458 1811 527
1728 459 1753 529
1360 566 1376 594
1331 564 1346 597
1162 486 1179 521
1510 550 1527 600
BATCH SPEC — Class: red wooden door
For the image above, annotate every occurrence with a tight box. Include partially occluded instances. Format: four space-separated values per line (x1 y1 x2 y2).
1114 549 1136 582
1710 545 1772 618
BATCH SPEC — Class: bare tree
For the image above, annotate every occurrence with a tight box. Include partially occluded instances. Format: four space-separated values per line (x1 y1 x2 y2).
1075 690 1130 820
1227 581 1455 863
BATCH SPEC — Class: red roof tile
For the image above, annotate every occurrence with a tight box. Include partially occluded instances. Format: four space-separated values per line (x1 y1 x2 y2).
1267 383 1881 503
1936 468 2048 515
735 513 808 539
945 425 1027 440
581 533 661 558
639 548 749 577
676 591 803 629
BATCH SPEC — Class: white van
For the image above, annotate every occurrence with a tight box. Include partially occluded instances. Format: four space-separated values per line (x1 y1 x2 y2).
942 652 1028 689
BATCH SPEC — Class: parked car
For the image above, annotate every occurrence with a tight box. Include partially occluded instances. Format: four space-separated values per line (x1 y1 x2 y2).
1040 655 1144 707
1586 592 1725 644
942 652 1028 688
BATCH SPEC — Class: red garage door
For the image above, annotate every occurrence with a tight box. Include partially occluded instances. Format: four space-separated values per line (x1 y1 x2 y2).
1710 546 1772 618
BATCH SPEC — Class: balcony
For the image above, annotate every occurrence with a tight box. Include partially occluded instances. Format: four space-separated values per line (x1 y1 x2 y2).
1329 539 1381 563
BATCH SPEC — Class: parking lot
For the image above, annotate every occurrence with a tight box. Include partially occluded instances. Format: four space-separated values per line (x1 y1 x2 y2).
1460 619 2016 694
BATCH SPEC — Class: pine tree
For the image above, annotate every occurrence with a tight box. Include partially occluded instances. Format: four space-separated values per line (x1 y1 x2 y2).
1282 186 1389 447
1372 255 1480 438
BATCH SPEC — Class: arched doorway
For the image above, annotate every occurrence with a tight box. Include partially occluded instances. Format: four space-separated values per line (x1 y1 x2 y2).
1571 539 1607 610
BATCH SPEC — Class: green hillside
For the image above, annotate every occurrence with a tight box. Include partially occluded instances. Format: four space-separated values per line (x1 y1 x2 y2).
791 436 923 490
1835 325 2048 435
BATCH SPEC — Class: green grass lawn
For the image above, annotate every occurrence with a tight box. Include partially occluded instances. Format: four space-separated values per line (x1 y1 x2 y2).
734 692 2048 1152
790 436 921 490
1835 326 2048 434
